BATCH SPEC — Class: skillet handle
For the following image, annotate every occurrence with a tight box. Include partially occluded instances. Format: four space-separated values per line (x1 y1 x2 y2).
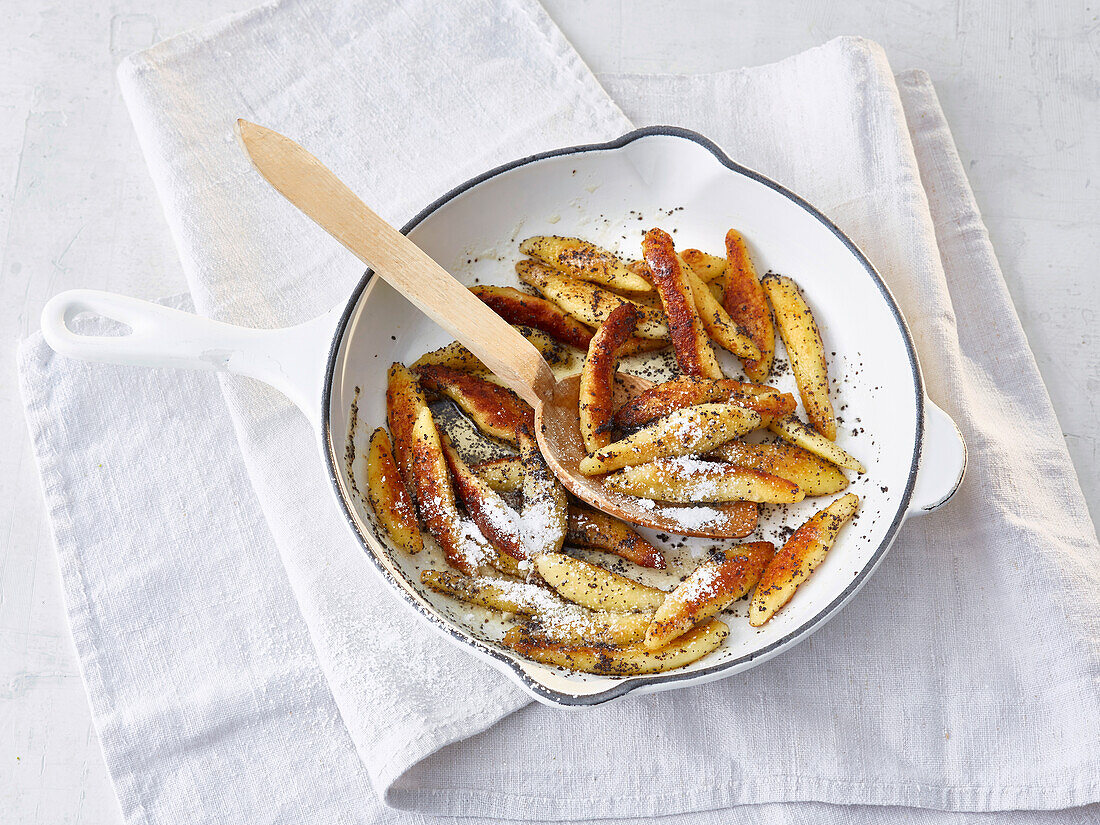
906 398 966 517
40 289 336 430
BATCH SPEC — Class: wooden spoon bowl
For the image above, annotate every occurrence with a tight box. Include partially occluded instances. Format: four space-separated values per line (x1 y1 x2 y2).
537 373 758 537
238 121 755 539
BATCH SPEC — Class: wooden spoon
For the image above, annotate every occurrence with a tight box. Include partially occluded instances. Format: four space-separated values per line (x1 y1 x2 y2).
236 121 756 539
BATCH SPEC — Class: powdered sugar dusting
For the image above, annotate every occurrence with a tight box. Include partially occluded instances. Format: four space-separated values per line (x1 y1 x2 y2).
652 456 728 500
652 503 726 531
479 492 522 544
676 564 722 604
470 576 602 636
454 518 494 570
520 496 560 557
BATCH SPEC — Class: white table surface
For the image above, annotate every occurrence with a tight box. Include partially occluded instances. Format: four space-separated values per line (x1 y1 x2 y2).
1 1 1096 821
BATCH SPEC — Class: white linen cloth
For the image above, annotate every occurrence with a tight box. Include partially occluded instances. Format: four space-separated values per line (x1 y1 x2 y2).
18 0 1100 821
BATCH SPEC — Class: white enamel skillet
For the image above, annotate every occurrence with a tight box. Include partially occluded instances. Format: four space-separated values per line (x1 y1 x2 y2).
41 126 965 706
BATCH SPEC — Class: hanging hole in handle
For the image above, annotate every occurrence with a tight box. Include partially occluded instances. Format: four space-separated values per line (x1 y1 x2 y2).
41 288 238 371
65 311 134 337
45 290 150 352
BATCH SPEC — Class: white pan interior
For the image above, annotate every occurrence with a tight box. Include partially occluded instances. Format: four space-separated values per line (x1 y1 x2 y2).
325 131 921 704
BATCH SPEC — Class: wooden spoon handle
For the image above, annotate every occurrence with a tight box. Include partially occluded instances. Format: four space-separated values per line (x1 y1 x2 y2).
236 120 554 407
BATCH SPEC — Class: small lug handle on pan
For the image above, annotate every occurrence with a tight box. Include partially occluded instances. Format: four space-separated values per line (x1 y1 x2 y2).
906 397 966 517
40 289 335 429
